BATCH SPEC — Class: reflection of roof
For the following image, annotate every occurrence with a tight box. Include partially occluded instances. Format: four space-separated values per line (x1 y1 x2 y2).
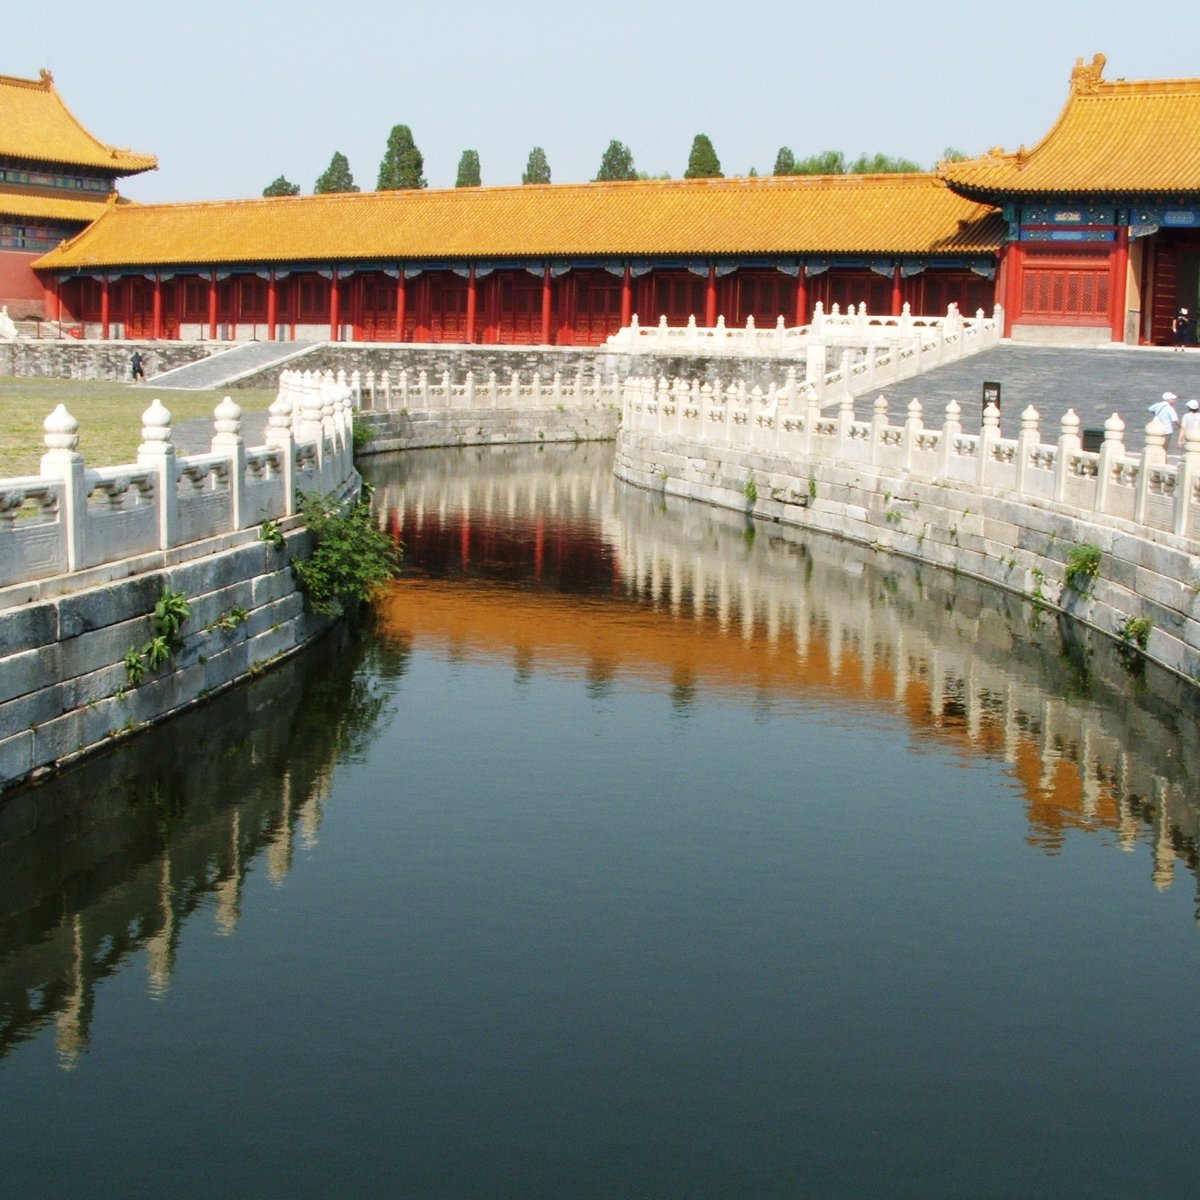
34 174 1004 270
0 70 156 175
941 53 1200 198
0 189 112 224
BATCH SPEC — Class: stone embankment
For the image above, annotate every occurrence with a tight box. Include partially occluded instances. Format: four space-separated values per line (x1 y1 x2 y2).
615 377 1200 685
0 372 359 792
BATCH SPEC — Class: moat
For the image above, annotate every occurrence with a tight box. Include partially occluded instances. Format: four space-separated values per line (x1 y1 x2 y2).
1 442 1198 1199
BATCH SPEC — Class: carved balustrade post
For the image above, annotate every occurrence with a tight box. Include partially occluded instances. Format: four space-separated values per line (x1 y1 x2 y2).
1174 422 1200 537
264 389 295 516
870 395 888 466
1014 405 1041 496
903 398 923 472
136 399 177 550
940 399 962 477
40 404 87 570
1094 413 1126 515
1134 419 1168 524
1054 410 1082 502
978 401 1000 485
211 396 245 531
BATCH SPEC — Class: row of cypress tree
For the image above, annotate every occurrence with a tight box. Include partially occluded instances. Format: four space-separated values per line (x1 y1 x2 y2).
264 131 954 196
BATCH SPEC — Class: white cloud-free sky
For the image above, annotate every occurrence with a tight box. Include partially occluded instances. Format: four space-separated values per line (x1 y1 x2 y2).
11 0 1200 204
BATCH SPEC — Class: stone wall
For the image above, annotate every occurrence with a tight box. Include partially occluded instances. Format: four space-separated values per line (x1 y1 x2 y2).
0 519 330 793
615 428 1200 685
1 340 227 381
357 404 619 454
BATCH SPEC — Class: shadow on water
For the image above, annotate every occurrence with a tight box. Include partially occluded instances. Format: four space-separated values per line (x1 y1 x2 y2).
0 618 409 1067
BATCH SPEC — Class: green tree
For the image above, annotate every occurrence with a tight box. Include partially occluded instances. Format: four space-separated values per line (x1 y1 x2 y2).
455 149 481 188
377 125 426 190
940 146 970 163
848 151 923 173
522 146 551 184
793 150 847 175
263 175 300 197
773 147 796 175
314 152 359 194
684 133 722 179
594 139 637 182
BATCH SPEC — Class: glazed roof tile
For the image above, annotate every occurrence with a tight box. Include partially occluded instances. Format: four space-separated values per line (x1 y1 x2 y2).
0 189 113 224
34 175 1002 271
0 70 156 176
941 54 1200 198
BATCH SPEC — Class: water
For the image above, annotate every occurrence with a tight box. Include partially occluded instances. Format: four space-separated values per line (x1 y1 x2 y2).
1 443 1198 1198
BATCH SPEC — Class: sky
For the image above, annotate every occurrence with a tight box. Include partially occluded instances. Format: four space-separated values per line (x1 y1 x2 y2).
11 0 1200 205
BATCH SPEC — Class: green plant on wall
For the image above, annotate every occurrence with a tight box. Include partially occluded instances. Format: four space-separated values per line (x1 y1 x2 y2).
743 474 758 505
1064 543 1101 594
1118 615 1152 652
124 587 191 686
292 490 401 617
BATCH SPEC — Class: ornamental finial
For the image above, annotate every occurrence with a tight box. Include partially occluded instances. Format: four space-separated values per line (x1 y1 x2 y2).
1070 53 1106 93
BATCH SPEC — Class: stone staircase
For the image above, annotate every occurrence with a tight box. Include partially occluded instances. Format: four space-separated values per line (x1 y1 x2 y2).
142 340 322 390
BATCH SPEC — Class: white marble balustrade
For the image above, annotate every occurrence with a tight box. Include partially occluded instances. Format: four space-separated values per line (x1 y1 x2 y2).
0 368 358 592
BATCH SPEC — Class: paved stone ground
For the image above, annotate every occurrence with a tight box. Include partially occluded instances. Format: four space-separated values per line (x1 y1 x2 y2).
885 343 1200 449
171 343 1200 455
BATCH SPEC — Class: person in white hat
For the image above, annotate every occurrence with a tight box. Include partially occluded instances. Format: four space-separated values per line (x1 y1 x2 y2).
1179 398 1200 448
1150 392 1181 439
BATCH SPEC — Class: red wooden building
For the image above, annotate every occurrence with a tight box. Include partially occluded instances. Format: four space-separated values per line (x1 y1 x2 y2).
21 53 1200 348
0 70 155 320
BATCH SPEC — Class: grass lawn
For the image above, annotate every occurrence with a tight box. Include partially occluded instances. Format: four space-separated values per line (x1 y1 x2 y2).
0 378 278 478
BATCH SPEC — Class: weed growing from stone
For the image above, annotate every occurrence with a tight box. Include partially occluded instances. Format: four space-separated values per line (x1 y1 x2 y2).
292 490 401 617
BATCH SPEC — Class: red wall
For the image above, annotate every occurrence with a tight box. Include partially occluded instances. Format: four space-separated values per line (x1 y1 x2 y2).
0 250 48 318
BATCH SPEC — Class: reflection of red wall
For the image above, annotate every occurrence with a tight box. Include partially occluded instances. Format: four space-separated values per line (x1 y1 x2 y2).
0 250 46 317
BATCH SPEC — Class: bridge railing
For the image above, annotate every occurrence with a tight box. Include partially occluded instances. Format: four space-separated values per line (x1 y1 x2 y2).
620 375 1200 542
604 302 1002 358
349 366 622 412
0 368 358 593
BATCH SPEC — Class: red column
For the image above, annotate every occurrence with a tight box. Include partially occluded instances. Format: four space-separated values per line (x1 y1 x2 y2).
329 269 340 341
891 266 903 316
465 267 478 344
416 276 431 341
705 266 718 326
1110 227 1130 344
794 271 808 326
396 273 408 341
1002 242 1023 337
621 265 633 327
208 271 218 340
152 274 163 339
266 270 277 342
542 266 554 344
100 276 110 340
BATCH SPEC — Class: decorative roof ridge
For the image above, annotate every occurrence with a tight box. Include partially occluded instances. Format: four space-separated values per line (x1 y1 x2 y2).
0 69 56 91
97 171 947 214
0 67 157 173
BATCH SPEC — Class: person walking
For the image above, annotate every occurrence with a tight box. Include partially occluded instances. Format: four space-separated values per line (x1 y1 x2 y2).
1149 392 1181 439
130 350 146 381
1172 307 1191 350
1180 398 1200 449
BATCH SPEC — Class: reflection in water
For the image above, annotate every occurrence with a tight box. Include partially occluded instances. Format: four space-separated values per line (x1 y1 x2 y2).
2 440 1198 1076
369 443 1200 916
0 625 407 1068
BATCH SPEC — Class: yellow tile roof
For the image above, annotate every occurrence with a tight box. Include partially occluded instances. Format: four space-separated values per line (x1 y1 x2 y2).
941 53 1200 197
33 174 1002 270
0 70 156 176
0 189 112 223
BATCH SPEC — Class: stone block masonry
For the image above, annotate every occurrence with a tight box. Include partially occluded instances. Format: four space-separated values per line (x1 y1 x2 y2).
0 521 331 792
2 340 223 381
616 416 1200 685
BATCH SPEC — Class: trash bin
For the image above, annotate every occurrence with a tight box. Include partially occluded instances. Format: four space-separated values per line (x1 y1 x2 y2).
1081 428 1104 452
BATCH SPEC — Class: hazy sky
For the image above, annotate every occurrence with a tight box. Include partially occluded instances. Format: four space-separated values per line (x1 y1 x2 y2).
11 0 1200 204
